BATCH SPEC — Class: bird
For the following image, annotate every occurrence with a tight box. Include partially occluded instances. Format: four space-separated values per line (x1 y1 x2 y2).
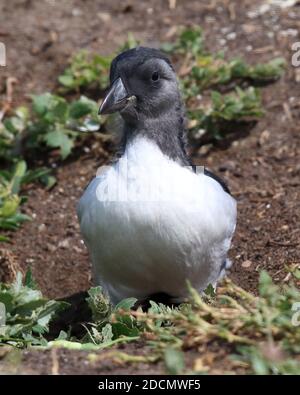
77 47 237 306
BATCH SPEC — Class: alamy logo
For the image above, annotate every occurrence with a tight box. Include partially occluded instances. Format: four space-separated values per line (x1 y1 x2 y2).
291 302 300 327
292 42 300 67
0 302 5 328
0 42 6 66
95 163 205 203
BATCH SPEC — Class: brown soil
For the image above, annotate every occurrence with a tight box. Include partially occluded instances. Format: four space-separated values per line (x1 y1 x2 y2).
0 0 299 374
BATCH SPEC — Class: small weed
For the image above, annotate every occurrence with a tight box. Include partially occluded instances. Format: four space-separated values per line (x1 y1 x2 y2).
58 51 111 92
0 161 51 239
188 87 264 140
0 270 68 347
163 27 285 140
58 34 139 93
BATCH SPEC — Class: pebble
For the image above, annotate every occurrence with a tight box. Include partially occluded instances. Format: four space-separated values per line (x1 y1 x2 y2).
226 32 237 41
46 243 56 253
97 12 111 23
294 69 300 83
221 27 231 34
259 130 271 145
242 260 252 268
58 239 70 249
72 8 82 17
38 223 46 232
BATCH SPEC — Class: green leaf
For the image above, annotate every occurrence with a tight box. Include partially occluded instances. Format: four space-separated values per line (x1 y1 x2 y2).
204 283 216 298
15 299 46 315
58 75 75 88
52 100 69 122
164 348 185 375
86 286 111 323
0 196 21 219
115 297 137 311
12 272 23 294
259 270 275 298
34 300 69 332
31 93 53 116
11 161 27 195
32 93 68 123
57 330 68 340
251 353 269 375
0 292 13 313
24 268 37 289
44 130 74 159
101 323 113 343
40 174 56 189
69 96 97 119
111 322 140 338
15 106 29 120
21 167 51 186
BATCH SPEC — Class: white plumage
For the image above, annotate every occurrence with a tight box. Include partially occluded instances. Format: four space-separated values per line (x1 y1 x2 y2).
78 136 237 304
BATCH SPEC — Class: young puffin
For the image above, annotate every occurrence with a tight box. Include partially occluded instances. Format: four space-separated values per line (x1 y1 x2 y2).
77 47 237 305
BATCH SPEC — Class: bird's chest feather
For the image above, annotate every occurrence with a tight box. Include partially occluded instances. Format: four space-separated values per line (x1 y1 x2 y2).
78 138 236 301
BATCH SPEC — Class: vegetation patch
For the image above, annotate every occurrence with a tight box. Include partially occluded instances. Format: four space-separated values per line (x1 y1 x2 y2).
0 269 299 374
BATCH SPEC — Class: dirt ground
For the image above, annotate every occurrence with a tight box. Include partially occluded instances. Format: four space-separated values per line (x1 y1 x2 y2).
0 0 300 374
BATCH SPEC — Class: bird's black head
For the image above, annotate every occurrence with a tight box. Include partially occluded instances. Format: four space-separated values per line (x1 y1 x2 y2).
99 47 190 166
99 47 181 124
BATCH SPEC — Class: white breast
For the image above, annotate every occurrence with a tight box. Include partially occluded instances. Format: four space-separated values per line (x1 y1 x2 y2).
78 137 236 304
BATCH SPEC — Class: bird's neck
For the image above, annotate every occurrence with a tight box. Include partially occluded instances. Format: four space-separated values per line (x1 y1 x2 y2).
120 107 192 167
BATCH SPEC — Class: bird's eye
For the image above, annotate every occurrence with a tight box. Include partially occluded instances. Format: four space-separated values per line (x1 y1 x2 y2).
151 71 160 81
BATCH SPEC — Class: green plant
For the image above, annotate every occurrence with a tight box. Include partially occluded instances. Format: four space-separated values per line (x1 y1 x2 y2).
0 94 101 162
0 82 102 240
188 87 264 139
58 51 111 92
1 269 299 374
161 27 285 140
27 93 100 159
0 107 29 162
58 34 140 93
189 56 285 91
163 27 285 86
0 93 101 239
0 161 52 240
83 287 140 345
0 270 68 347
118 32 140 52
161 26 204 56
50 271 300 374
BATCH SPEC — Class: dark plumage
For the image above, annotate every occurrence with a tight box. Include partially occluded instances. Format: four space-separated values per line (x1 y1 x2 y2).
107 46 230 193
109 47 174 82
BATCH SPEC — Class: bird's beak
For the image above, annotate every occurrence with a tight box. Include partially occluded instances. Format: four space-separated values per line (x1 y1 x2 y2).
99 77 133 115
